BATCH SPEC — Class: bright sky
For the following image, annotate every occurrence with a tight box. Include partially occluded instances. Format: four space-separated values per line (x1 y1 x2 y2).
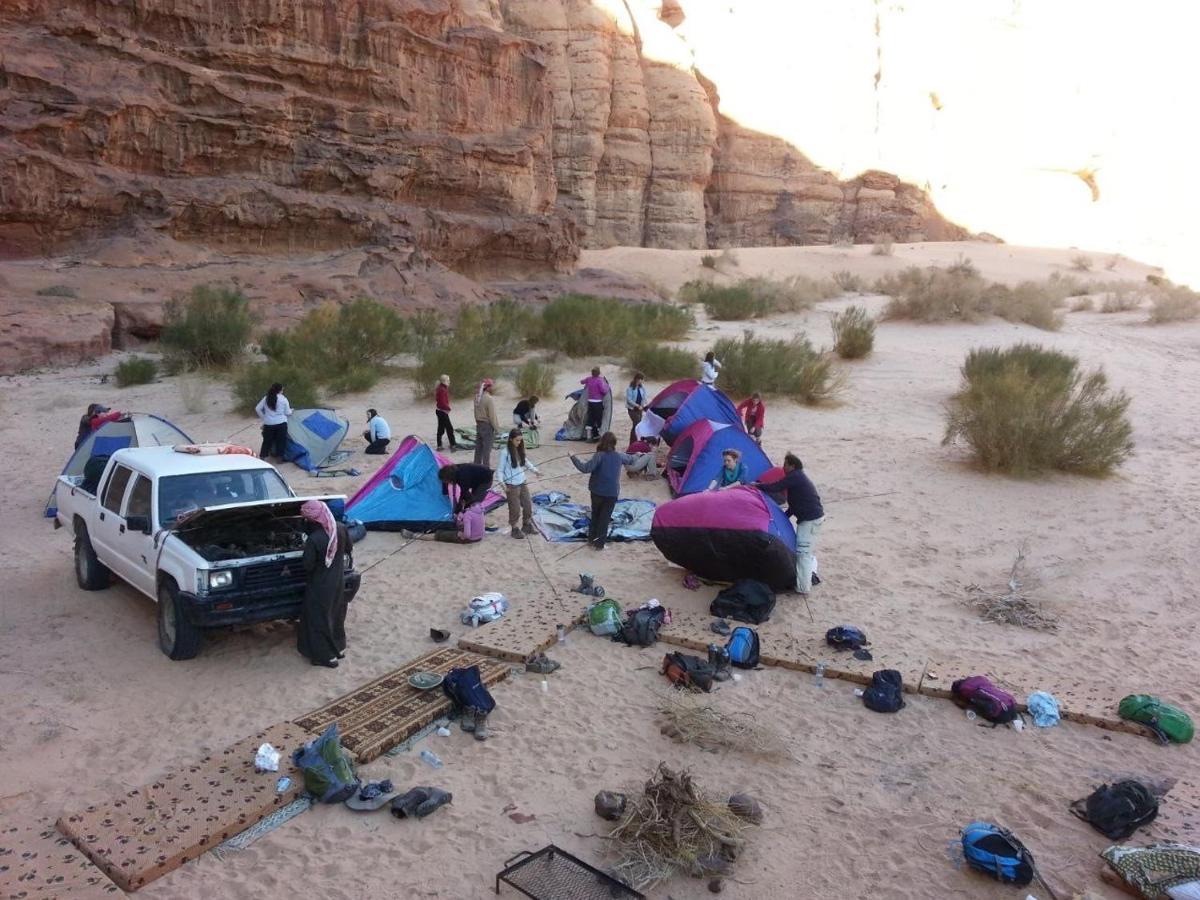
636 0 1198 285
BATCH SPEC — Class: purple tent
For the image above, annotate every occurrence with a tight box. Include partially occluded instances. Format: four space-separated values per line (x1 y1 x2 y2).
646 379 743 445
651 485 797 589
666 418 773 496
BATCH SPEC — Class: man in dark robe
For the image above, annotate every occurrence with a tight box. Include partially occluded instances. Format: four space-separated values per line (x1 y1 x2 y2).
298 500 349 668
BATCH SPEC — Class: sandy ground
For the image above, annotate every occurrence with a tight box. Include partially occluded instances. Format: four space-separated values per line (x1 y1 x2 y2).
0 242 1197 899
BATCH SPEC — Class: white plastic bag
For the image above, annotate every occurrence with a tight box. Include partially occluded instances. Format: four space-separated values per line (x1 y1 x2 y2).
255 742 281 772
461 592 509 627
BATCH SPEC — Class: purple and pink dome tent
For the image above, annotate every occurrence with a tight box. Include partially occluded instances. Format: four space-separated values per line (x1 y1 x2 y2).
646 379 743 445
666 419 773 496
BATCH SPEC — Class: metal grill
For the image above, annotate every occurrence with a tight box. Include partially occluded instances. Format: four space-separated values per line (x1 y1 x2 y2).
241 558 304 592
495 846 643 899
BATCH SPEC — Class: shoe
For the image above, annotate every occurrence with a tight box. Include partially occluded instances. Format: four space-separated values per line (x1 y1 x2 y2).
593 543 606 551
472 710 490 742
525 653 561 674
511 529 525 539
312 658 339 668
522 523 537 535
460 707 477 733
336 651 346 659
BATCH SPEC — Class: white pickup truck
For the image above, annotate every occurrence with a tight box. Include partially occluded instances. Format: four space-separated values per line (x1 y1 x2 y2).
54 446 361 660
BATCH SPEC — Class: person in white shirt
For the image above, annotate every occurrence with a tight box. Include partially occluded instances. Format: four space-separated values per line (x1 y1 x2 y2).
255 382 292 460
497 428 539 539
701 351 722 386
362 408 391 455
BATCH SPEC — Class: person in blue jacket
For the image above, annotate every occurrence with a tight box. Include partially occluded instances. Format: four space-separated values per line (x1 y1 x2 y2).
569 431 634 550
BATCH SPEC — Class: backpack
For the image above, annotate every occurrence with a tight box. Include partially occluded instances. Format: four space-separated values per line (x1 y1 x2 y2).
614 606 665 647
709 579 776 625
587 599 623 636
442 665 496 715
461 592 509 627
725 627 760 669
862 669 905 713
661 652 715 692
1118 694 1194 745
825 625 867 650
951 676 1018 725
292 723 359 804
1070 780 1159 840
960 822 1035 886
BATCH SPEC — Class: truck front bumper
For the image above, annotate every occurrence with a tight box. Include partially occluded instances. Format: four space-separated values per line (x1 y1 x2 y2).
178 571 362 628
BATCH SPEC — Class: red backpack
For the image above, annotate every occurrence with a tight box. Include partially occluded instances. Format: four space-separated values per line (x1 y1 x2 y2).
952 676 1018 725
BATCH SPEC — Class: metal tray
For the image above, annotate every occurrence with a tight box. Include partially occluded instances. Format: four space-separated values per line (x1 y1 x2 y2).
495 844 643 899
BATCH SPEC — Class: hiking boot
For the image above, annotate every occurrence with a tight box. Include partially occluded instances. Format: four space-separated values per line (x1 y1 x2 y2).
522 523 537 535
472 709 490 741
511 528 525 539
460 707 477 733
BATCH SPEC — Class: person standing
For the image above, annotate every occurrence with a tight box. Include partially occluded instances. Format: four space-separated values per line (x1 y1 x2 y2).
625 372 647 446
255 382 292 460
435 374 459 452
497 428 539 539
736 392 766 444
570 431 634 550
473 379 500 467
701 351 722 387
75 404 124 449
297 499 350 668
438 463 494 515
362 408 391 455
751 452 824 595
581 367 610 441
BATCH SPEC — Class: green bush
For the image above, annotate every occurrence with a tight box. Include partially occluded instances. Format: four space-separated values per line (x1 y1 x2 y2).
700 254 717 269
629 302 693 341
455 298 535 359
232 363 320 413
698 284 764 320
326 366 378 396
36 284 77 298
987 281 1063 331
712 330 843 405
412 341 490 401
114 356 158 387
681 276 839 320
878 267 989 322
832 270 865 293
1148 285 1200 323
944 344 1133 476
831 306 876 359
533 295 692 356
162 284 255 369
514 359 558 398
627 343 697 380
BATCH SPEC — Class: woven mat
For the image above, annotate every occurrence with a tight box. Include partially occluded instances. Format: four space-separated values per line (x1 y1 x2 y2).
292 648 508 763
56 722 312 893
457 586 585 664
0 814 122 899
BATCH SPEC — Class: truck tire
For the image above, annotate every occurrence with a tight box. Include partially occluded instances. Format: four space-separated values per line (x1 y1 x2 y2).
74 521 111 591
157 578 202 661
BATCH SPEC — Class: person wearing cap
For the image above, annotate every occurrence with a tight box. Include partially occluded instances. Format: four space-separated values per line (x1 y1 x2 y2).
362 408 391 455
434 374 459 453
472 378 500 468
75 404 124 449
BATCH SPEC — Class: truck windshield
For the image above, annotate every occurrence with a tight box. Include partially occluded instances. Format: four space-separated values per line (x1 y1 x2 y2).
159 469 292 527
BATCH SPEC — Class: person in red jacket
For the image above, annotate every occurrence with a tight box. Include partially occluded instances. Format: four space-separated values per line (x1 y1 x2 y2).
75 404 124 449
736 392 765 444
434 374 459 452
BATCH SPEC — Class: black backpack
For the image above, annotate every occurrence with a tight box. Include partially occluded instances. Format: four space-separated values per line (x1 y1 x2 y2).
662 652 716 692
1070 780 1158 840
614 606 665 647
862 669 905 713
442 665 496 715
709 579 775 624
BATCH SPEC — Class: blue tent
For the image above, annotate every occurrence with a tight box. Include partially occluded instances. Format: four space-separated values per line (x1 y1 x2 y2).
285 408 349 471
531 492 656 542
646 379 742 445
667 418 772 496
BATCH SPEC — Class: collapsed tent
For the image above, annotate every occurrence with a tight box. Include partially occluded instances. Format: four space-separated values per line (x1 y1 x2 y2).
45 413 192 517
556 385 613 441
532 492 655 542
345 436 503 531
285 408 349 471
667 419 773 496
646 379 742 445
651 485 797 590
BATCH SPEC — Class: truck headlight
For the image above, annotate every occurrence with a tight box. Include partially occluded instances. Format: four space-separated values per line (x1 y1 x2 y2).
207 570 234 590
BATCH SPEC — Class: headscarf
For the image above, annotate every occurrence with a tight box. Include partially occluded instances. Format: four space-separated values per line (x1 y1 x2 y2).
475 378 494 401
301 499 338 567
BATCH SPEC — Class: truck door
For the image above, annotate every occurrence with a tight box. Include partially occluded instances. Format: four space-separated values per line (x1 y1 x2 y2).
113 473 159 599
92 463 134 571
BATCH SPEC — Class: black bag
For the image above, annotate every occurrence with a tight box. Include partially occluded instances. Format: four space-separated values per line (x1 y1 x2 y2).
709 579 776 624
825 625 867 650
862 669 905 713
1070 780 1158 840
662 652 715 692
441 665 496 715
614 606 665 647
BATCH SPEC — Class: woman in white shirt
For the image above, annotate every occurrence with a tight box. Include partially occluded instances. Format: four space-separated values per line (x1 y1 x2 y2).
701 352 722 386
362 408 391 455
497 428 539 539
255 382 292 460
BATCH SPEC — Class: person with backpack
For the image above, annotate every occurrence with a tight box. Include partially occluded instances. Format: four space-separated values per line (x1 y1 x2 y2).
255 382 292 461
625 371 648 446
751 452 824 594
570 431 635 550
580 367 610 441
736 392 766 444
472 379 500 467
434 374 460 453
362 408 391 455
708 449 749 490
497 428 539 539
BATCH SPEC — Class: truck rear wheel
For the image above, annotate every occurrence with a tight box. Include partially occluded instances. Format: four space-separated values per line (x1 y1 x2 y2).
157 578 202 661
74 522 110 591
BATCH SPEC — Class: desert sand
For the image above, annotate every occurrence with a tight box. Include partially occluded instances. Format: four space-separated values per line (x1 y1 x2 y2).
1 242 1197 899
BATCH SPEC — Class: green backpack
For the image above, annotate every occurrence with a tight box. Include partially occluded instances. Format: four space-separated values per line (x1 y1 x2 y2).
587 599 623 636
1118 694 1194 745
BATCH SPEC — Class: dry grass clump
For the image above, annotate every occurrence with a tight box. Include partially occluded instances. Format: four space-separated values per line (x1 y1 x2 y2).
877 267 1064 330
1070 296 1095 312
714 248 740 271
681 276 840 320
657 692 790 756
700 253 717 269
1070 253 1094 272
1148 285 1200 323
1100 283 1145 313
947 253 979 278
177 371 213 414
713 330 844 405
871 236 895 256
965 544 1059 631
832 269 866 293
608 764 754 890
831 305 876 359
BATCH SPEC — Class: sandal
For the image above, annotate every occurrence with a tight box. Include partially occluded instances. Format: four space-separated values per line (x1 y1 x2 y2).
345 779 398 811
525 653 561 674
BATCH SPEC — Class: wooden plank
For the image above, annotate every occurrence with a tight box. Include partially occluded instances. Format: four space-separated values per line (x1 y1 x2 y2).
57 722 312 893
457 586 585 664
0 814 122 899
292 648 508 763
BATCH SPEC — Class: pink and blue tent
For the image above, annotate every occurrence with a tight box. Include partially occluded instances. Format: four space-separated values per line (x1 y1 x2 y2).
651 485 797 590
646 379 742 445
666 419 772 496
345 436 502 532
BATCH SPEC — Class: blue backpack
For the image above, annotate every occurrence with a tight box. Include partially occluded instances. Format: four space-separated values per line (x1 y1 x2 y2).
960 822 1034 887
725 627 760 669
442 665 496 715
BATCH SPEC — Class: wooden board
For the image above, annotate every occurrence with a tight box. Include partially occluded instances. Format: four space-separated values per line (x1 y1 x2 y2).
457 586 585 664
292 648 508 763
0 814 122 899
56 722 312 893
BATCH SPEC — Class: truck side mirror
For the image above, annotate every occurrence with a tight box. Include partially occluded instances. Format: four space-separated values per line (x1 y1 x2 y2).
126 515 152 535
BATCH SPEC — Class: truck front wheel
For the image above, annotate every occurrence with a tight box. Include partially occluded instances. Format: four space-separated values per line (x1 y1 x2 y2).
74 522 110 591
157 578 202 661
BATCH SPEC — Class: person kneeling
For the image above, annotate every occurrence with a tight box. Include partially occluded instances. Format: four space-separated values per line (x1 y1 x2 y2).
624 435 660 479
402 503 484 544
362 408 391 455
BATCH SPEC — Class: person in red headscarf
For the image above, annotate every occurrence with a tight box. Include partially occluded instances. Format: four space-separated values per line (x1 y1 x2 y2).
298 499 350 668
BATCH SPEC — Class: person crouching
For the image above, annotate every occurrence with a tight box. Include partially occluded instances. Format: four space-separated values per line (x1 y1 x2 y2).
362 408 391 455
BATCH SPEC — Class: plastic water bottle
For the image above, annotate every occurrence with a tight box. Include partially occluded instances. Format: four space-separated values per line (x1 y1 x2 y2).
814 662 826 688
419 749 443 769
557 624 567 644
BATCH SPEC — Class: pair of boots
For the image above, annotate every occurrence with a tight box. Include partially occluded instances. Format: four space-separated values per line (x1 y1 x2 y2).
510 523 537 539
459 706 490 741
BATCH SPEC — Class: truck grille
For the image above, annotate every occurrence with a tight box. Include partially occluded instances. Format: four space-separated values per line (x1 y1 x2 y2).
242 558 306 592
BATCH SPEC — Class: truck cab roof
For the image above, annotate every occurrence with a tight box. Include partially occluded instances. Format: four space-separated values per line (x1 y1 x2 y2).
107 446 280 478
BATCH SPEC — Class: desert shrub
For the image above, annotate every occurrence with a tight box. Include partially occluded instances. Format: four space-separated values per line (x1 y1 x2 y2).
36 284 77 298
682 276 838 320
871 237 894 256
534 295 692 356
987 281 1063 331
1148 285 1200 323
115 356 158 387
878 267 989 322
700 254 717 269
713 330 843 405
945 343 1133 476
1070 297 1094 312
404 309 443 354
1070 254 1093 272
514 358 558 398
832 231 854 248
412 340 490 400
715 248 740 271
455 298 535 359
162 284 255 369
627 343 697 380
1100 284 1143 313
326 366 378 396
232 362 320 413
629 302 693 341
1105 254 1121 271
832 270 866 293
947 254 979 278
1044 272 1088 301
176 372 212 414
831 306 876 359
697 284 764 320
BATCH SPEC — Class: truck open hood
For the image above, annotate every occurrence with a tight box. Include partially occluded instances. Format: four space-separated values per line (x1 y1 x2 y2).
171 496 345 533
